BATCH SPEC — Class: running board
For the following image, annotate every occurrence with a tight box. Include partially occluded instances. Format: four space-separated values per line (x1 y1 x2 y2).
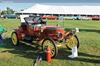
19 41 37 47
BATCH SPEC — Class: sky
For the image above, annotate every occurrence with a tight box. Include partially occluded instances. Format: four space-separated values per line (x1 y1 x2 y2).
1 0 100 3
0 0 100 11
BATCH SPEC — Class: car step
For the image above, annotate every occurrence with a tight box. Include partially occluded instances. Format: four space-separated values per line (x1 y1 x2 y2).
19 41 37 47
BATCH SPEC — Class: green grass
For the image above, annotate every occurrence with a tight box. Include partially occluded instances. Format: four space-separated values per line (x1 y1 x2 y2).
0 19 100 66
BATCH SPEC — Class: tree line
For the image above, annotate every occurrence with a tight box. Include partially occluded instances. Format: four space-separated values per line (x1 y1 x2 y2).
0 7 15 15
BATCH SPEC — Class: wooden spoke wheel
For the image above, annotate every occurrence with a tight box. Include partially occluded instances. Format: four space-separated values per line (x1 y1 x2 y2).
65 35 79 50
11 32 19 46
42 38 58 58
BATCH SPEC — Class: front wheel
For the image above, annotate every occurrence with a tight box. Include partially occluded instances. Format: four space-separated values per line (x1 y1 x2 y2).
65 35 79 50
42 38 58 58
11 32 19 46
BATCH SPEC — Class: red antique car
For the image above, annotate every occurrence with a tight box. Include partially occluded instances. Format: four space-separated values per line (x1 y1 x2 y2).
11 16 79 58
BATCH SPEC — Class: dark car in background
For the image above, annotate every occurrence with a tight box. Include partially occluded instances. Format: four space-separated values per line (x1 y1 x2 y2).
3 14 17 19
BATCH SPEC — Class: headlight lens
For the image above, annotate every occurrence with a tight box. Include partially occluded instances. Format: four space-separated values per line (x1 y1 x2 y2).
71 30 76 34
57 32 62 38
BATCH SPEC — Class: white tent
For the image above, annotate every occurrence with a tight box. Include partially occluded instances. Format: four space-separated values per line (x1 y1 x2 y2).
19 4 100 15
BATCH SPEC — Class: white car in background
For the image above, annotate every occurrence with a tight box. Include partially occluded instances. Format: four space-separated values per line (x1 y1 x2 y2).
64 16 77 20
80 16 92 20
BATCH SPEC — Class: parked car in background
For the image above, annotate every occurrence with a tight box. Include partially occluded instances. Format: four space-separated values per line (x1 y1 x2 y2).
3 14 17 19
42 15 57 20
80 16 92 20
64 16 78 20
91 16 100 20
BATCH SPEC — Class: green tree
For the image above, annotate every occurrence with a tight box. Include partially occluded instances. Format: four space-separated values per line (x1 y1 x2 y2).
6 7 15 14
1 10 7 15
1 7 15 15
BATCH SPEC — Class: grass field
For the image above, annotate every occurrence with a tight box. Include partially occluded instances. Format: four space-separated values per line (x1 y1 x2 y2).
0 19 100 66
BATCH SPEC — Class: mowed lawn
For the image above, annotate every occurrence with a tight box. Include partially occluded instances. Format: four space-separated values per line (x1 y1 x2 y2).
0 18 100 66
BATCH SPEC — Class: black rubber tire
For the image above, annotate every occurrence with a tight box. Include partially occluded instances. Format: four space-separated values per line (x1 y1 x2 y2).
42 38 58 58
11 32 19 46
66 35 79 50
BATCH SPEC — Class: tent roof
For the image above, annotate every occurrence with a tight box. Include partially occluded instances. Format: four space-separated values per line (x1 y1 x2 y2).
19 4 100 15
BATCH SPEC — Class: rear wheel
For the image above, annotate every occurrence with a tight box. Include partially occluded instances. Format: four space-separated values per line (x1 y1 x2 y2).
42 38 58 58
11 32 19 46
65 35 79 50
